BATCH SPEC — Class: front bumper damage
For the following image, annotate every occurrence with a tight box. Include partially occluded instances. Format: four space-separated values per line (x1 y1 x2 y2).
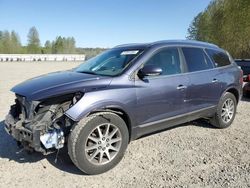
5 112 42 152
4 95 73 154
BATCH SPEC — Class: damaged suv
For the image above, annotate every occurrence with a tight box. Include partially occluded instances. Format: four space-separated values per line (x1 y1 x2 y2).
4 40 242 175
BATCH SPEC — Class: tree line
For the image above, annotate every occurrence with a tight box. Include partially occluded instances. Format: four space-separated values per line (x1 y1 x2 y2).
0 26 106 58
187 0 250 58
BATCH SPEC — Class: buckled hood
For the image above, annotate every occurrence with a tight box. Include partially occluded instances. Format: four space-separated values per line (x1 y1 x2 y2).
11 70 112 101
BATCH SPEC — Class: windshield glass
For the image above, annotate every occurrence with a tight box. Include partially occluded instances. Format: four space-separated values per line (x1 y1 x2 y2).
75 48 144 76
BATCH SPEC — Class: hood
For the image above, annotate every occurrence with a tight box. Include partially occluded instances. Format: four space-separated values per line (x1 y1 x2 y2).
11 70 112 101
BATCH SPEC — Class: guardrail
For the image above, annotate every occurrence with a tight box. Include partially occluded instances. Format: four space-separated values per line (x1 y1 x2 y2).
0 54 85 62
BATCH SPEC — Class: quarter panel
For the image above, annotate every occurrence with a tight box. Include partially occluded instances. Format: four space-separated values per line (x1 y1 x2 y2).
214 65 242 98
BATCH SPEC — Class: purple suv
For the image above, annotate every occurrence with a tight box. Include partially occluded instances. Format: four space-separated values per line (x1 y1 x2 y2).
4 40 242 174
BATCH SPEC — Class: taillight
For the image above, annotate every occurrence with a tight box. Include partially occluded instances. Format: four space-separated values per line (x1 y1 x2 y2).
243 74 250 82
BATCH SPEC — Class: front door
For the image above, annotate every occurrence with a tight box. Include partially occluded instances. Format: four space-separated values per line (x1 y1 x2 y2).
135 47 189 126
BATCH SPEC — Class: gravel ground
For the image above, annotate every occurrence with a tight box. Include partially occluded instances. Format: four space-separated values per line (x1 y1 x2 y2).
0 62 249 188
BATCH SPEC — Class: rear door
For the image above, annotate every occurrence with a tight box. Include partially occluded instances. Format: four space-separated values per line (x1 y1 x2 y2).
181 47 222 112
135 47 189 125
205 48 237 94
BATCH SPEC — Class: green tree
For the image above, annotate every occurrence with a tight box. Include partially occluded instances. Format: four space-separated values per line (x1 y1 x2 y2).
10 31 22 53
187 0 250 58
0 31 3 53
27 26 41 53
52 36 64 53
0 29 83 55
0 30 23 53
43 40 52 54
187 12 202 40
51 36 76 54
67 37 76 53
2 31 11 53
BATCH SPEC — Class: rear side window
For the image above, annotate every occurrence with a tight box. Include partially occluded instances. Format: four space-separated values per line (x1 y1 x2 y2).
206 49 231 67
182 47 213 72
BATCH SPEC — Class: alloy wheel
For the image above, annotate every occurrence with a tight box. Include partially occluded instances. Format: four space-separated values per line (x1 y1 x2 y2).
221 98 235 123
85 123 122 165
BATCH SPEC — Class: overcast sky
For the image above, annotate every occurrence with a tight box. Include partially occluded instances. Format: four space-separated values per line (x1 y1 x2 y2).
0 0 211 48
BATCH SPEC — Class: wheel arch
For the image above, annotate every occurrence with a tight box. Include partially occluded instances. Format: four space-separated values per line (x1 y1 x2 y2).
89 106 133 142
225 87 240 103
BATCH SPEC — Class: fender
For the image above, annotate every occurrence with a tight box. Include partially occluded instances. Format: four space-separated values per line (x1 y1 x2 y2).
65 89 137 126
221 84 242 102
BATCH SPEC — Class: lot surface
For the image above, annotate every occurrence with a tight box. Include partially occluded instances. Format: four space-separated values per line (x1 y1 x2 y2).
0 62 249 188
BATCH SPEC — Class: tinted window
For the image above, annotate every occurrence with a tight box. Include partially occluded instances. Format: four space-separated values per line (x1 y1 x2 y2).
206 49 231 67
144 48 182 76
182 47 213 72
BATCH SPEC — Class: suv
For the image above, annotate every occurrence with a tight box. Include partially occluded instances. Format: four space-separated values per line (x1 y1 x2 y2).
4 40 242 174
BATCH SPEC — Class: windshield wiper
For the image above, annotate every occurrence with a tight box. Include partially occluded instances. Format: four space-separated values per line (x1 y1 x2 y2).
77 71 99 75
76 70 112 77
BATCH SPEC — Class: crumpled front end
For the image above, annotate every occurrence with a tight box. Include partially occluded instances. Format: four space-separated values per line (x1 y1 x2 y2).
4 94 78 154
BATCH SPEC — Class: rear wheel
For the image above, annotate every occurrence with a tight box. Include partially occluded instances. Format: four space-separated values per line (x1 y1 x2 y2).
68 112 129 175
210 92 237 128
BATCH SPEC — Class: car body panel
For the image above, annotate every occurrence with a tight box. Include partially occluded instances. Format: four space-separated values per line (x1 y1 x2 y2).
134 74 189 125
65 75 138 127
11 71 112 101
185 69 222 111
215 65 242 100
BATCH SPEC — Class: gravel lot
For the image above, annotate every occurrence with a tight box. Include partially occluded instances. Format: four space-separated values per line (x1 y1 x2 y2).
0 62 249 188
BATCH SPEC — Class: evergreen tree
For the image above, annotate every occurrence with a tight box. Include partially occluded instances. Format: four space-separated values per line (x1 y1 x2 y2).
187 0 250 58
51 36 76 54
0 28 102 56
44 40 52 54
187 12 202 40
27 26 41 53
10 31 22 53
2 31 11 53
0 31 3 53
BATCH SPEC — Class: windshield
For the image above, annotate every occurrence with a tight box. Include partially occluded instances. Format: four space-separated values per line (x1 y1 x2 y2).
75 48 144 76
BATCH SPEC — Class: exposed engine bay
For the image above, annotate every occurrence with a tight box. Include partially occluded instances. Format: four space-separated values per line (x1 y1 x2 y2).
4 93 83 154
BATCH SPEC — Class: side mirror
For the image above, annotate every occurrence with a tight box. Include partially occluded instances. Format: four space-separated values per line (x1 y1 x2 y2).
138 65 162 78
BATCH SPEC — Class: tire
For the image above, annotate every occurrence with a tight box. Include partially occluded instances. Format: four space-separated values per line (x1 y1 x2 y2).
210 92 237 128
68 112 129 175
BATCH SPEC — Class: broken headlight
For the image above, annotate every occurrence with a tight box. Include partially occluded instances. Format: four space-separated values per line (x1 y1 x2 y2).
72 92 83 105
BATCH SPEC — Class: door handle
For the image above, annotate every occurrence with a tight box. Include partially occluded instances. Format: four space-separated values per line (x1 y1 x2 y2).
212 78 219 83
177 85 187 90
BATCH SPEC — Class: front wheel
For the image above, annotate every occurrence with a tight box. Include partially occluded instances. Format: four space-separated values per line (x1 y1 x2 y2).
210 92 237 128
68 112 129 175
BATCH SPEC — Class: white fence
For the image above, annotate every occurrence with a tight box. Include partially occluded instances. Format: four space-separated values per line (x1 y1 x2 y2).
0 54 85 62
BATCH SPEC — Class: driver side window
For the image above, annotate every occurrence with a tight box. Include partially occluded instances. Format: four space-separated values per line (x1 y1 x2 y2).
144 48 182 76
